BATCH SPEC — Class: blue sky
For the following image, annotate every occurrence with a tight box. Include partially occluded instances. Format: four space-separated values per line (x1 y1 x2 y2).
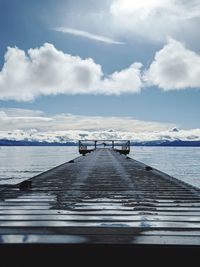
0 0 200 137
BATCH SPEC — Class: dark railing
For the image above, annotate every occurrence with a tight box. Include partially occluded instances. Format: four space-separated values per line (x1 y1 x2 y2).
78 140 130 155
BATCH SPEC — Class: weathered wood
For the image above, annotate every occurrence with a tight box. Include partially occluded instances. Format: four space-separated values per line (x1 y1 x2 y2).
0 148 200 245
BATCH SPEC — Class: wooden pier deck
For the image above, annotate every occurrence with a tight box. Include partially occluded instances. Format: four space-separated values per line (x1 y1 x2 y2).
0 148 200 247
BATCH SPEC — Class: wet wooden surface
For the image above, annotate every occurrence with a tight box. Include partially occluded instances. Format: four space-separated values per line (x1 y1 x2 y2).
0 148 200 245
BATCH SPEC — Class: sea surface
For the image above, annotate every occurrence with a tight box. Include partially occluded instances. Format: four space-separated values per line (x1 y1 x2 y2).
0 146 199 188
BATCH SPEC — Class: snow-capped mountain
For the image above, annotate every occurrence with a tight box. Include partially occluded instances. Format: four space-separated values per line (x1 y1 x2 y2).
0 128 200 146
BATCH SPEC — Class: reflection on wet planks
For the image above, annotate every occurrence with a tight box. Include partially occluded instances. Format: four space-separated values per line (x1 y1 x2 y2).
0 149 200 245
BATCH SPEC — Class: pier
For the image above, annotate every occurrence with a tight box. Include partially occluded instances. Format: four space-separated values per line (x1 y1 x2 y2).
78 140 130 155
0 141 200 263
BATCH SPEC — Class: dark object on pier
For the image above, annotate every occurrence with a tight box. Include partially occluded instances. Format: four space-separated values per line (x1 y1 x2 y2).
19 180 32 190
145 166 153 171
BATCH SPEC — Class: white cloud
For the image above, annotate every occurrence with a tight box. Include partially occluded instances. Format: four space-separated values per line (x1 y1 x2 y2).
102 63 143 95
1 40 200 101
0 109 52 131
111 0 169 16
0 43 102 101
0 108 44 117
144 38 200 90
0 108 173 132
52 1 200 47
110 0 200 42
53 27 125 44
0 43 142 101
0 109 199 143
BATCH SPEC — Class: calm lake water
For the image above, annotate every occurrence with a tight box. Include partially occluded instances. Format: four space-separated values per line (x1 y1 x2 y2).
0 146 199 188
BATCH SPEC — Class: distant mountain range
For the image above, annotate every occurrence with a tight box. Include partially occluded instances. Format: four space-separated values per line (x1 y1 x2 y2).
0 140 76 146
131 140 200 146
0 139 200 146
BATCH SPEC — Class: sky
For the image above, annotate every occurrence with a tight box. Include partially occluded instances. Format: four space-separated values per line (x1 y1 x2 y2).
0 0 200 141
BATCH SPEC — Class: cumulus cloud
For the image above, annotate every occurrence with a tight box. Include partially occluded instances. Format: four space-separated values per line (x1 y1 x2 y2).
53 27 125 44
1 39 200 101
0 43 143 101
102 63 143 95
144 38 200 90
0 43 102 101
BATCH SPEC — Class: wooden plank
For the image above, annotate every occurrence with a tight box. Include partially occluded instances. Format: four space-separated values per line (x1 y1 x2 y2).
0 210 200 216
0 234 87 244
141 230 200 236
133 236 200 245
0 214 199 222
0 206 51 210
0 221 200 228
0 234 199 245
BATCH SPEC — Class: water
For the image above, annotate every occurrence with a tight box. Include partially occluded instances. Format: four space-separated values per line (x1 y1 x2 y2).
130 147 200 189
0 146 78 185
0 146 199 188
